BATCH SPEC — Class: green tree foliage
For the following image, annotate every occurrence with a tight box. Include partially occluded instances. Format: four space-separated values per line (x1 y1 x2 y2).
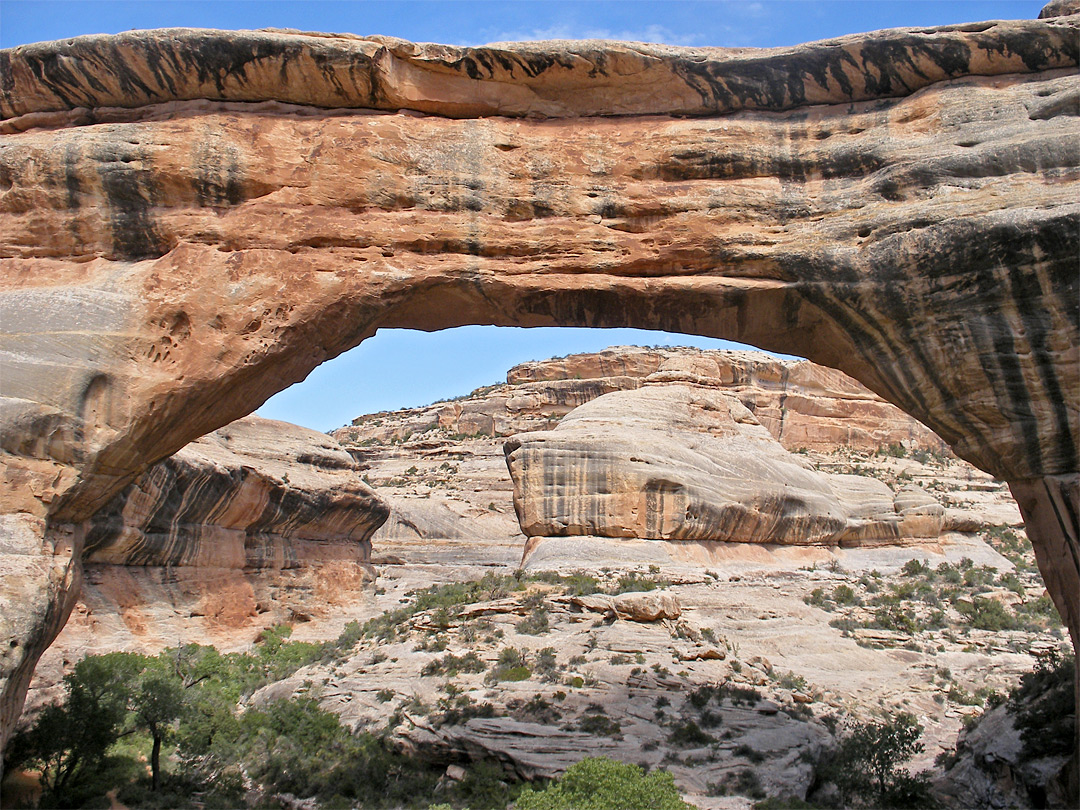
818 712 934 808
1008 651 1076 760
7 631 523 809
515 757 692 810
4 652 138 805
131 667 186 791
956 597 1017 631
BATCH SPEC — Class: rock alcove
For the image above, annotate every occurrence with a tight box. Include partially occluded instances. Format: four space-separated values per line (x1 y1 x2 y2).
0 7 1078 760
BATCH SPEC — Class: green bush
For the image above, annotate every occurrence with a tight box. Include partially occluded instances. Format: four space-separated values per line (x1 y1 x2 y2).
517 607 551 635
515 757 692 809
871 605 919 634
666 719 715 747
817 712 934 808
901 559 929 577
832 585 859 605
578 714 623 737
422 651 486 677
4 653 137 804
613 573 668 593
1008 651 1076 760
957 597 1016 631
486 647 533 683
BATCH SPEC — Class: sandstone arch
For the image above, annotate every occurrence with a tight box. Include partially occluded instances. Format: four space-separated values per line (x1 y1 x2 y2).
1 12 1078 758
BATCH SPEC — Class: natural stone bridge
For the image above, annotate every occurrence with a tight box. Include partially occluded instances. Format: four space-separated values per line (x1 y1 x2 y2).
1 7 1078 759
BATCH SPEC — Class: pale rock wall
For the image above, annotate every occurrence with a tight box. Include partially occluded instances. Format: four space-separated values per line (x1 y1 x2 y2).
505 385 944 547
339 346 947 453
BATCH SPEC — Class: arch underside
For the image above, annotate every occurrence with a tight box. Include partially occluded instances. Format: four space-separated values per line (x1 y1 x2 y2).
1 22 1078 759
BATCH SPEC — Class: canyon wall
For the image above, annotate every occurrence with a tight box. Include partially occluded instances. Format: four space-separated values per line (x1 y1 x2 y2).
1 9 1077 756
24 415 386 715
505 383 943 547
339 346 948 453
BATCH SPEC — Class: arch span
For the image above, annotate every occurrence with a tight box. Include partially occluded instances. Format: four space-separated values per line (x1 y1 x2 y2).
1 17 1078 756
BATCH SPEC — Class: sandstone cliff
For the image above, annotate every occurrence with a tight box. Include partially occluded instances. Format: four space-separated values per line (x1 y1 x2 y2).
337 346 947 452
505 384 944 548
335 347 948 559
41 416 386 663
1 8 1077 760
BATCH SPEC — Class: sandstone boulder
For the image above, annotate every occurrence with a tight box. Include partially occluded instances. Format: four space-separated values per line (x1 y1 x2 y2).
506 385 944 549
564 592 683 622
933 701 1077 809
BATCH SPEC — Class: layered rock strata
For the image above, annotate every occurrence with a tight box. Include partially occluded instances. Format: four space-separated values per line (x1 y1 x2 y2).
506 384 944 548
84 414 387 571
22 415 387 715
339 346 947 453
337 347 950 565
1 11 1078 757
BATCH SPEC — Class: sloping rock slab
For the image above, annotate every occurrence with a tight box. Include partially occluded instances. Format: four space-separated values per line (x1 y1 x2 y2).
506 385 942 547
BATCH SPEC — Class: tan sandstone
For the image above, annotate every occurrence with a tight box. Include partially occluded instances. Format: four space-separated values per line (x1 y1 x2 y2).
0 13 1077 757
505 384 944 551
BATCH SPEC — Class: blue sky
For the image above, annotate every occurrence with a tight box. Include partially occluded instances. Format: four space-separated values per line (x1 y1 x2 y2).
2 1 1045 430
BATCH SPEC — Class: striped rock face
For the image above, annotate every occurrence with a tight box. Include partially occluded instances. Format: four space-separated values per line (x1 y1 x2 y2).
83 414 387 570
505 384 945 546
0 11 1078 756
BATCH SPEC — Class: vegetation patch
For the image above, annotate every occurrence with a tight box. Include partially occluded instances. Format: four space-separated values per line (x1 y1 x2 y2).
515 756 692 810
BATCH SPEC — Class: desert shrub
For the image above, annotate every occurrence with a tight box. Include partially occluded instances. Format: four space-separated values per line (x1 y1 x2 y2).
697 707 724 728
778 671 808 691
832 584 859 605
487 647 532 683
422 651 486 677
333 619 364 654
450 759 523 810
433 694 498 728
612 573 668 593
1008 651 1076 760
1015 594 1063 628
719 683 762 706
936 562 962 584
956 597 1016 631
817 712 934 808
362 573 524 640
901 559 929 577
517 607 551 635
687 684 718 708
534 647 559 681
513 694 562 724
666 719 715 747
870 605 919 634
233 697 459 807
709 768 765 799
578 714 623 737
515 756 692 810
735 743 766 763
962 565 996 587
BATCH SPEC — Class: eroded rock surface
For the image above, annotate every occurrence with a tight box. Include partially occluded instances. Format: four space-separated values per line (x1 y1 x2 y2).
24 416 387 715
336 347 949 566
339 346 948 453
1 13 1078 756
506 384 944 550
